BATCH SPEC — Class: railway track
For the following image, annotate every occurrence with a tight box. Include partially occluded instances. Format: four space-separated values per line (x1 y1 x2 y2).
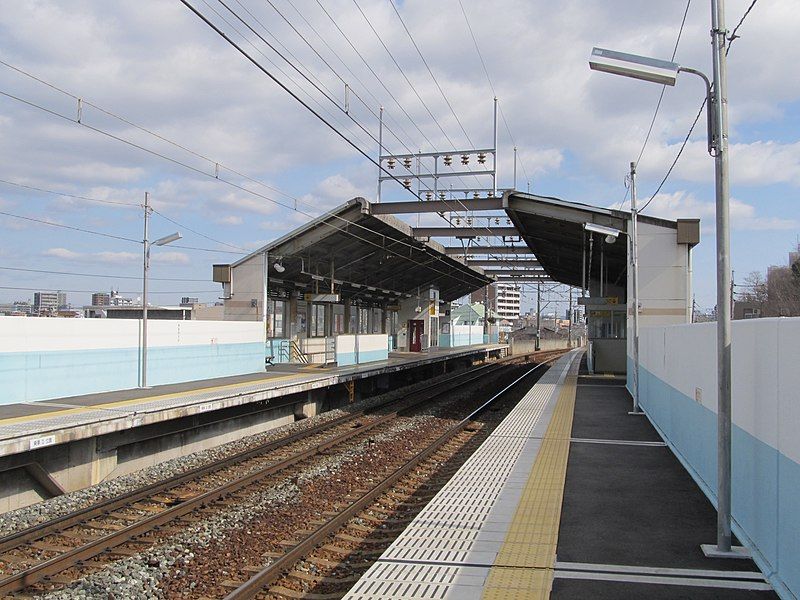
200 354 565 600
0 352 563 597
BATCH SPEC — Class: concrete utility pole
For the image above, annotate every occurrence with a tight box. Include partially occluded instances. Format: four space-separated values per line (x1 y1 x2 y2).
630 161 642 415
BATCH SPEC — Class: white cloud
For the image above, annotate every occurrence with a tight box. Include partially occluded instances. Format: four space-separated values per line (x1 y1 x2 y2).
217 192 277 216
628 190 798 231
216 215 243 226
151 251 190 265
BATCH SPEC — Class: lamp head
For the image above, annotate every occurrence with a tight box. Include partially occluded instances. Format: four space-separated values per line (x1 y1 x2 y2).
153 232 181 246
589 47 679 86
273 260 285 273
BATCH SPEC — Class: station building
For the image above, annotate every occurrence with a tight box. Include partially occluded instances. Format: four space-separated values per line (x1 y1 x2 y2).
212 197 497 366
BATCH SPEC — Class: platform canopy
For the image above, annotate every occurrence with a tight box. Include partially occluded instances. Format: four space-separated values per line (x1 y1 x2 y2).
229 198 493 302
503 191 677 289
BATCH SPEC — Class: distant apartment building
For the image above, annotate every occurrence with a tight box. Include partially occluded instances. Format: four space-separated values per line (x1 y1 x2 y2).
470 283 521 321
33 291 66 314
92 292 110 306
495 284 521 320
180 297 200 306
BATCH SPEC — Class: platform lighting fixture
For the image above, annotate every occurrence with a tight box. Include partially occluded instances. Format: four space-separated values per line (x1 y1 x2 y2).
589 0 738 559
584 222 621 244
140 193 181 390
273 258 286 273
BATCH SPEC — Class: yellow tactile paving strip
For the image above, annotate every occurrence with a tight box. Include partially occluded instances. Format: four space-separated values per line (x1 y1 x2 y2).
482 356 579 600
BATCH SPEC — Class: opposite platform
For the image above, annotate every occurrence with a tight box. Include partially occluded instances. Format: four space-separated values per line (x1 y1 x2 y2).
0 344 506 458
345 350 777 600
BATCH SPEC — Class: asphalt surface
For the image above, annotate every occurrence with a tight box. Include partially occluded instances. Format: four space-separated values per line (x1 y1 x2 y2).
551 362 777 599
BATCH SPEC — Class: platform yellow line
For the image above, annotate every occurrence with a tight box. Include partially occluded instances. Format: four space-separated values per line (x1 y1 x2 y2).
0 372 305 427
482 356 579 600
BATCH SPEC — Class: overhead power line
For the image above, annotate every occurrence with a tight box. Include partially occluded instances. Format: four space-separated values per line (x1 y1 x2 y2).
0 265 210 282
0 209 140 243
0 286 217 294
639 0 759 215
387 0 474 148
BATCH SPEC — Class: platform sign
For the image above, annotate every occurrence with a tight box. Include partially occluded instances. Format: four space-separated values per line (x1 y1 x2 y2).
578 296 620 306
304 293 340 302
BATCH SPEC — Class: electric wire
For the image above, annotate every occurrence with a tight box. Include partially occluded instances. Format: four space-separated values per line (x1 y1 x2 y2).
0 286 217 294
617 0 691 210
0 177 139 208
639 0 758 214
456 0 533 191
387 0 474 148
0 209 141 243
0 84 487 286
220 0 442 197
0 266 210 282
199 0 376 154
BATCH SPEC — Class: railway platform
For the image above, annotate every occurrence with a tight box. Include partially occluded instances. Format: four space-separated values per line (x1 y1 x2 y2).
0 343 507 511
345 349 776 600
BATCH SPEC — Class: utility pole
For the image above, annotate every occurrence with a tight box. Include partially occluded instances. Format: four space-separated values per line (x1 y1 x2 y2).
630 161 642 415
536 282 541 351
141 192 151 388
702 0 743 560
567 287 573 348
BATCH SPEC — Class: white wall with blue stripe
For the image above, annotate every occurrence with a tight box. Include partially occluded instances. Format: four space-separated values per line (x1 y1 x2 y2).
0 316 265 405
633 318 800 599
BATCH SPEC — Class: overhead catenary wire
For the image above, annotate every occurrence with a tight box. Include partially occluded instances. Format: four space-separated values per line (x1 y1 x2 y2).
456 0 533 190
387 0 474 149
0 209 141 243
0 85 487 288
0 54 514 289
0 266 210 282
0 286 218 294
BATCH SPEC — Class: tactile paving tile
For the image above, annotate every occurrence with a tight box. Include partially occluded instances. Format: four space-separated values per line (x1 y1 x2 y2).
344 351 579 600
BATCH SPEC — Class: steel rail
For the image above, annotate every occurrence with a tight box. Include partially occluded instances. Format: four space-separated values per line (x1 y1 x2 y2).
224 353 565 599
0 361 514 595
0 360 503 555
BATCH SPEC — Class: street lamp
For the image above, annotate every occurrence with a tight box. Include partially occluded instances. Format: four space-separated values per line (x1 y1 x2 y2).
588 0 743 559
141 191 181 388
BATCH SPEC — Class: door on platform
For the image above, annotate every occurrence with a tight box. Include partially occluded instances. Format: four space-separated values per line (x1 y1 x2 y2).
409 319 424 352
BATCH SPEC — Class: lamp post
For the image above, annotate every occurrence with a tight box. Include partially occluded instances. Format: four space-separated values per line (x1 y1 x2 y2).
141 191 181 388
588 0 744 559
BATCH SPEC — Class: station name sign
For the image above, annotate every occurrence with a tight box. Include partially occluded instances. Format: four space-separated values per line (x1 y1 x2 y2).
577 296 620 306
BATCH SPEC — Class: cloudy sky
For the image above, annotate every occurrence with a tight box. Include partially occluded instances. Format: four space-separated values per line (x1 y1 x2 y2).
0 0 797 312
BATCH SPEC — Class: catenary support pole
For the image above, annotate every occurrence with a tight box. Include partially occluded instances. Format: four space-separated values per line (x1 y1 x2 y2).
536 282 541 351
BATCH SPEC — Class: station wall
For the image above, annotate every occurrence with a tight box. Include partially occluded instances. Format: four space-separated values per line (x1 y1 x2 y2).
439 324 483 348
335 334 390 366
636 317 800 599
0 317 265 405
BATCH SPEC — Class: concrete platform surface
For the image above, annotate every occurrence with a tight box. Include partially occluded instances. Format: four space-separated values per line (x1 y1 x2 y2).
0 344 506 457
344 350 777 599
